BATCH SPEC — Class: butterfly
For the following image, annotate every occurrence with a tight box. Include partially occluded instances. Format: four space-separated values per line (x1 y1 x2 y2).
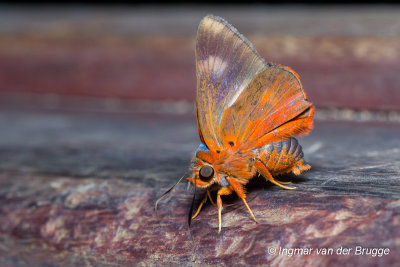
156 15 314 234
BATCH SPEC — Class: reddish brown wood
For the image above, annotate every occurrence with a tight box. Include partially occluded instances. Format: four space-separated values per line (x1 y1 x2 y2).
0 110 399 266
1 8 400 111
1 36 400 111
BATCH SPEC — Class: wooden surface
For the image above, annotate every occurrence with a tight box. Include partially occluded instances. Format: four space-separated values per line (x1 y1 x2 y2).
0 5 400 267
0 109 399 266
1 6 400 110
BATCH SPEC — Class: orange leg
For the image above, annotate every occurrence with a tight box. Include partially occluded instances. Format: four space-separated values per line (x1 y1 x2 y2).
207 189 216 206
192 189 216 219
254 160 296 190
192 191 208 220
216 187 233 235
227 177 258 224
241 197 258 223
276 180 292 185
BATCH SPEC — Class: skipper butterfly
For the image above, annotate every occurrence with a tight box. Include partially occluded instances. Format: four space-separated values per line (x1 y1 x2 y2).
156 15 314 234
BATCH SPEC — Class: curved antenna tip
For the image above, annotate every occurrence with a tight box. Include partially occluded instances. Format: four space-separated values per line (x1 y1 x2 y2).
154 173 188 211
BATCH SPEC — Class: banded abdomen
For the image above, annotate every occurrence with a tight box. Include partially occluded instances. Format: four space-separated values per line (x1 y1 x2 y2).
252 137 309 176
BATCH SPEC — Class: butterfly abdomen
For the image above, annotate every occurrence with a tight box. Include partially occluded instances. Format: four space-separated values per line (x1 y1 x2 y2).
253 137 310 176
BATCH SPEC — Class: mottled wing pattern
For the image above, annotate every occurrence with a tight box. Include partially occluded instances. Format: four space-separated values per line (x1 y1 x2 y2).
220 65 314 149
196 15 267 151
196 15 314 151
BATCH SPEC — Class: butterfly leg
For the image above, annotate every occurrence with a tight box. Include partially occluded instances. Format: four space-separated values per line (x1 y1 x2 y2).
192 191 208 220
254 159 296 190
227 177 258 223
207 189 216 206
217 187 233 235
275 180 292 185
241 197 258 223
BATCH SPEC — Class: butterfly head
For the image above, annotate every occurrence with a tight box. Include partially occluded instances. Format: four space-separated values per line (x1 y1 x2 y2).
185 144 219 188
187 143 252 189
188 160 217 189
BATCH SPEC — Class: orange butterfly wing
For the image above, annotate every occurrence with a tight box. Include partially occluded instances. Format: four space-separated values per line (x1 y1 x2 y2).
220 65 314 149
196 15 267 152
196 15 313 152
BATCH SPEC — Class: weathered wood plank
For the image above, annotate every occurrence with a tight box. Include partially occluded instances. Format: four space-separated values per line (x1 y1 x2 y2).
1 7 400 110
0 110 399 266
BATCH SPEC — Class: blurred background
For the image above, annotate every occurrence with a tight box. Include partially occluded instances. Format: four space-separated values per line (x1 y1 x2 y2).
1 3 400 115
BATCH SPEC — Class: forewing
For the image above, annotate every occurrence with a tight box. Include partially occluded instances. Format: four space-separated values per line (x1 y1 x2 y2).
196 15 267 151
196 15 314 151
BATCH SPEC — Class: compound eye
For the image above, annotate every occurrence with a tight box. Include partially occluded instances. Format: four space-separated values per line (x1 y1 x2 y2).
199 165 214 182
